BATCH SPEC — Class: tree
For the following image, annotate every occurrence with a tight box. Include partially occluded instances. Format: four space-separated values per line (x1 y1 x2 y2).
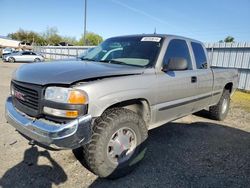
78 32 103 46
7 27 103 46
61 36 78 45
7 29 46 45
42 27 62 45
224 36 235 43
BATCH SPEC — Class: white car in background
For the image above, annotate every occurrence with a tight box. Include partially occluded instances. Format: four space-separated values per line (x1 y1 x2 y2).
2 48 14 57
3 51 44 63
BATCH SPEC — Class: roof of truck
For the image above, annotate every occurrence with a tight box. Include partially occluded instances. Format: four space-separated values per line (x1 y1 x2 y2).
109 34 203 44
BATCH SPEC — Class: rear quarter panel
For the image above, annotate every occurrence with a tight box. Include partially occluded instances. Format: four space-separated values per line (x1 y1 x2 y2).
210 68 239 105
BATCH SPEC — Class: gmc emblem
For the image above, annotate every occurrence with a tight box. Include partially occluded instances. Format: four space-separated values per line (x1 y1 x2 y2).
14 90 26 101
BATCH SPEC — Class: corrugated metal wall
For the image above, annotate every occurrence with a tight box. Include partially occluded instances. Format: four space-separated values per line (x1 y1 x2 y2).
205 42 250 90
33 46 93 60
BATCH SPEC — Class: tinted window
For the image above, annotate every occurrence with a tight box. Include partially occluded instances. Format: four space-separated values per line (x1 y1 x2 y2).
191 42 207 69
163 39 192 69
22 52 30 55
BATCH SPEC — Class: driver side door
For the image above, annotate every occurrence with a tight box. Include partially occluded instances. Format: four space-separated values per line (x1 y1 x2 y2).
156 39 198 123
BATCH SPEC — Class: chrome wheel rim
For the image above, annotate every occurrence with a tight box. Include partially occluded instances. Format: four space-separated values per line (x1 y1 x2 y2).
222 98 228 114
107 127 137 164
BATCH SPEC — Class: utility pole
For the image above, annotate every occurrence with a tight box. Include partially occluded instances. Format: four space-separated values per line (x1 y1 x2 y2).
83 0 87 45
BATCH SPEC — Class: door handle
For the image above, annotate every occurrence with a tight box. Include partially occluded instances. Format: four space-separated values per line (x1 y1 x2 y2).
191 76 197 83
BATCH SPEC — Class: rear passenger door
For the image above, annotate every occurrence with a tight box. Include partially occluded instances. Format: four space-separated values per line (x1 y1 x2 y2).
190 42 213 111
156 39 198 123
19 52 30 61
29 52 37 61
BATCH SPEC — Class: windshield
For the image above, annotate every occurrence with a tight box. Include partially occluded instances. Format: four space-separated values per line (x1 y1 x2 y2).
82 36 163 67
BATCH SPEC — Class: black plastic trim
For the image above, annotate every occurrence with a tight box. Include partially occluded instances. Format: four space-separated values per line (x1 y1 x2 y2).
159 92 221 111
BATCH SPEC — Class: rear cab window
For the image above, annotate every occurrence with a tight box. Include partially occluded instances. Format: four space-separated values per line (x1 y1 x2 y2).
191 42 208 69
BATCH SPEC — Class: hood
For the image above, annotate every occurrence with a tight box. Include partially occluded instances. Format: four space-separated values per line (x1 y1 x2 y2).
13 61 144 85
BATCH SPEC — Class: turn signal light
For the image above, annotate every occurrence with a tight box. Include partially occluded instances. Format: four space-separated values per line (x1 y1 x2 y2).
68 90 88 104
43 107 79 118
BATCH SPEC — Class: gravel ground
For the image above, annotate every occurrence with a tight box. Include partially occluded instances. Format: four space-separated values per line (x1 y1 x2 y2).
0 61 249 188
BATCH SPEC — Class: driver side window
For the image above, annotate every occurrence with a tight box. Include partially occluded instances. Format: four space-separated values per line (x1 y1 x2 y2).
22 52 29 55
163 39 192 70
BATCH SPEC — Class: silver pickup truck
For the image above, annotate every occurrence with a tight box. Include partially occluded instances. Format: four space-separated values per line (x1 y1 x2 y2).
5 34 238 179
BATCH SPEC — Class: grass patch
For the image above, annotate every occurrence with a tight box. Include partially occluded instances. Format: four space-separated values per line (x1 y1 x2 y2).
231 90 250 112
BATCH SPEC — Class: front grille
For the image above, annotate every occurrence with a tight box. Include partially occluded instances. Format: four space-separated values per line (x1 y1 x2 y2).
12 81 42 117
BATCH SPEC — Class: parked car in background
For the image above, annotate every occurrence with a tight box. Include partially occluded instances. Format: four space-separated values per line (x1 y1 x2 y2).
2 50 20 59
3 51 44 63
1 48 14 57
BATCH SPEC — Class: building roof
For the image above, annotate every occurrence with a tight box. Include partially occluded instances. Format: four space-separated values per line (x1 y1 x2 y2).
0 35 20 42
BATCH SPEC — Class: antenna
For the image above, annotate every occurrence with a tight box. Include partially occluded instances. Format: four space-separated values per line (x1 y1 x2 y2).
154 27 157 34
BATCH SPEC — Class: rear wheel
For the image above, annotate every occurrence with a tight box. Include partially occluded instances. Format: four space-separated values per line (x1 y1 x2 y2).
34 58 41 62
8 57 15 63
82 108 148 179
209 90 230 120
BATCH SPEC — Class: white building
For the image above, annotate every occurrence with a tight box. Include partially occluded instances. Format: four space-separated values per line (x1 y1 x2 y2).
0 36 21 48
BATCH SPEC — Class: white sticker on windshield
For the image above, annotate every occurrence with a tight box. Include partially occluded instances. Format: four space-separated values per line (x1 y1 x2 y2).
141 37 161 42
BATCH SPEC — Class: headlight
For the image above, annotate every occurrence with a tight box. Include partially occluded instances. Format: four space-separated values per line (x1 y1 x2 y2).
44 87 88 104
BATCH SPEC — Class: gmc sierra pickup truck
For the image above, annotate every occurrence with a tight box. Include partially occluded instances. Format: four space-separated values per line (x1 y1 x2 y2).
5 34 239 179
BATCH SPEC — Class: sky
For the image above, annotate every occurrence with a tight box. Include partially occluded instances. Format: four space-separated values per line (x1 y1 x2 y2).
1 0 250 42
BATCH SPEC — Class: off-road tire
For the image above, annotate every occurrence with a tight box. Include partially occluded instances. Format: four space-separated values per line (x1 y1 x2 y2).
209 90 230 121
8 57 15 63
82 108 148 179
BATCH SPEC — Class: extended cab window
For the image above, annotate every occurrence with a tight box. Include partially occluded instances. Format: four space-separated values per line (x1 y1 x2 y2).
191 42 207 69
163 39 192 69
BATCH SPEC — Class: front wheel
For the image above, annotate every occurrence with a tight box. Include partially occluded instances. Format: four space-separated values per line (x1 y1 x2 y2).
82 108 148 179
8 57 15 63
209 90 230 121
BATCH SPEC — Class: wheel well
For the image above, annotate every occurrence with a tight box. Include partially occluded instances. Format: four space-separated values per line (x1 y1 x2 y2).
107 99 151 126
224 82 233 93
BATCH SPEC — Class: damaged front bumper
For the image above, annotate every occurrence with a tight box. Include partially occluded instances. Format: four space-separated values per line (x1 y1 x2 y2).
5 96 92 150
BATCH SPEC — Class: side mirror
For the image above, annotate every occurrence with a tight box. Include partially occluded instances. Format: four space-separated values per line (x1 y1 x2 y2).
162 57 188 72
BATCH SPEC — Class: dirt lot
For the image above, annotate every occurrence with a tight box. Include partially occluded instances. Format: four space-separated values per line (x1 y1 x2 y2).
0 61 250 188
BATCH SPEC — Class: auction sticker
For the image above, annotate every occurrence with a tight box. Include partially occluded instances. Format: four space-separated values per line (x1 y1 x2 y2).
141 37 161 42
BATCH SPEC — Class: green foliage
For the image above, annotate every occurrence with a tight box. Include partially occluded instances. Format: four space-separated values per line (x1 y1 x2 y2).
62 36 78 46
8 29 47 45
224 36 235 43
78 32 103 46
42 27 62 45
7 27 103 46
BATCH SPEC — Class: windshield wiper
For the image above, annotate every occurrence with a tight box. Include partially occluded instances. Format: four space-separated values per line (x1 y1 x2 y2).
99 59 128 65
